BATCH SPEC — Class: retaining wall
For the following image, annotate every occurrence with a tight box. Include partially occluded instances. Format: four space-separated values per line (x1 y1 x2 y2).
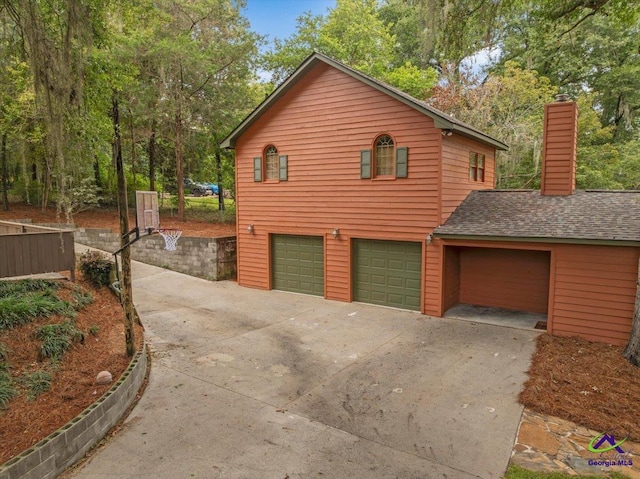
0 347 147 479
73 228 237 281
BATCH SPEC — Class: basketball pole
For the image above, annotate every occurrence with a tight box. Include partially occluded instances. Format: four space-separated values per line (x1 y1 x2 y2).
112 95 136 358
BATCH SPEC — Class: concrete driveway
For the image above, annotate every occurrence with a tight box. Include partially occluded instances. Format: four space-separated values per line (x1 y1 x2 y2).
70 261 538 479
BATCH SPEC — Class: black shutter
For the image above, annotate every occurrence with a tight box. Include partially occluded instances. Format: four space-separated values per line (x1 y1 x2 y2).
396 147 408 178
253 157 262 182
360 150 372 179
279 155 288 181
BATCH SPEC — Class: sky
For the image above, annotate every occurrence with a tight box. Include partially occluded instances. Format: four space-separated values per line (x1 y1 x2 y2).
242 0 336 44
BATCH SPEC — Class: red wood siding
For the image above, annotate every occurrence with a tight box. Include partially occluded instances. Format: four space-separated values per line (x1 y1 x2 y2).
443 246 460 311
424 241 443 316
235 62 442 297
440 137 495 223
551 245 638 345
456 247 550 313
541 101 577 196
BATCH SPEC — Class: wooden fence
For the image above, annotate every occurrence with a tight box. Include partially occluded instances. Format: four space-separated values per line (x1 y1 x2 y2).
0 221 75 280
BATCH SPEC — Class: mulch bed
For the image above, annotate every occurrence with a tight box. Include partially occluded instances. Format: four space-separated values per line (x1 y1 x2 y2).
0 277 143 464
520 333 640 442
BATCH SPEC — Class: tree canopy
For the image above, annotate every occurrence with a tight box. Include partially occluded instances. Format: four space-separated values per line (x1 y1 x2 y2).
0 0 637 219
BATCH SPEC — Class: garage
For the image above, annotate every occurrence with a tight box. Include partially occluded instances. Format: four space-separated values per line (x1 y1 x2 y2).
443 246 551 314
353 239 422 310
271 234 324 296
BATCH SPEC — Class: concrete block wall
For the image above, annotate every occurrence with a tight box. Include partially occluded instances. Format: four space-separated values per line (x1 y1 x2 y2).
74 228 121 254
74 228 237 281
0 347 147 479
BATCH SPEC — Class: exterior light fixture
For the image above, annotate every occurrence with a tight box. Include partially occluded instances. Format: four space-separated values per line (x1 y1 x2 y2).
441 129 453 137
426 233 433 245
247 224 254 234
332 228 339 239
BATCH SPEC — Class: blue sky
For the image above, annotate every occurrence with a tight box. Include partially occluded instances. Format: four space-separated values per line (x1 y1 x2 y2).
242 0 336 44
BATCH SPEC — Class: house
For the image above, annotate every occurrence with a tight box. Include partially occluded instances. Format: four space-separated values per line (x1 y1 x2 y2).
222 52 640 346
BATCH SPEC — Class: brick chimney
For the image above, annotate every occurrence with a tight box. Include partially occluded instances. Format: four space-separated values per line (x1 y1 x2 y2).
540 94 578 196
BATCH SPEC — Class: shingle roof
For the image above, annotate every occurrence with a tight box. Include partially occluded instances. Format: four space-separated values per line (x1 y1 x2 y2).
221 52 508 151
434 190 640 244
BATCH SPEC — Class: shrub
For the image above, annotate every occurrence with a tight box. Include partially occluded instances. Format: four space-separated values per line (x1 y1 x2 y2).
36 321 85 360
79 250 113 287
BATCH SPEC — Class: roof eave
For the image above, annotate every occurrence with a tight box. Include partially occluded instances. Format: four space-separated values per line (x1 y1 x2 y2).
433 233 640 247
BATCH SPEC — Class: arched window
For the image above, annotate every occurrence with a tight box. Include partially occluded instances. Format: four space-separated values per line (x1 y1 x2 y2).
375 135 394 176
265 145 278 180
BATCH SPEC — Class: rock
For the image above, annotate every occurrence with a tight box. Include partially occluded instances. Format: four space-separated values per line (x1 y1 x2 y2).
517 422 562 456
96 370 113 385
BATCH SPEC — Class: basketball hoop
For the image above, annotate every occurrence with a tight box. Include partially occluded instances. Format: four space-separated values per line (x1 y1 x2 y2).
157 229 182 251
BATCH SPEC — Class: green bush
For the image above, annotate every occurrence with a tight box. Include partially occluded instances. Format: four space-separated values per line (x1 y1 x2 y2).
36 321 85 360
79 250 113 287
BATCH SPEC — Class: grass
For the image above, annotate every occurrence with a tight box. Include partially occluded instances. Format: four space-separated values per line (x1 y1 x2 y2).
159 195 236 223
0 343 10 363
21 370 52 401
0 371 17 409
0 293 75 330
0 279 60 297
36 321 84 360
72 289 93 309
504 465 631 478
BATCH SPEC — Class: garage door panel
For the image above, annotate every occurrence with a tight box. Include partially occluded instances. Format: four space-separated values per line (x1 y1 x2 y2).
272 235 324 296
353 239 422 310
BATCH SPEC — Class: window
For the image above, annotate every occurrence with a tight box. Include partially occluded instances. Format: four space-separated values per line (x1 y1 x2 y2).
265 145 279 180
375 135 394 176
254 146 288 182
360 135 408 180
469 152 485 182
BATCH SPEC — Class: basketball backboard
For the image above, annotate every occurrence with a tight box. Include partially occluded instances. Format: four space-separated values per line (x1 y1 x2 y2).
135 191 159 232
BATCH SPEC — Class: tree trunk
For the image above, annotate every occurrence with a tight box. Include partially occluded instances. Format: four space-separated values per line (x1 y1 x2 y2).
1 133 8 211
176 107 185 222
129 111 136 190
148 122 156 191
623 258 640 367
112 95 136 358
215 144 224 211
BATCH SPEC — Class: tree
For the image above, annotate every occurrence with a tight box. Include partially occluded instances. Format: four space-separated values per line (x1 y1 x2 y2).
428 62 557 188
623 260 640 367
5 0 105 219
118 0 259 220
262 0 437 98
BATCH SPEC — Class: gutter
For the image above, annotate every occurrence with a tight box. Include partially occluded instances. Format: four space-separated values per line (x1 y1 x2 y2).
432 233 640 248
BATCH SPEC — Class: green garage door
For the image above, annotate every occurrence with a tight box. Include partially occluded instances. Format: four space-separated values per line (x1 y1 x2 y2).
272 235 324 296
353 239 422 310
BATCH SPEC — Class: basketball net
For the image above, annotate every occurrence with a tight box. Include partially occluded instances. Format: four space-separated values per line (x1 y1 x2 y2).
157 229 182 251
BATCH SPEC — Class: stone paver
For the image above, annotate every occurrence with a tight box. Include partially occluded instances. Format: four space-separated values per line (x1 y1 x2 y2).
511 408 640 477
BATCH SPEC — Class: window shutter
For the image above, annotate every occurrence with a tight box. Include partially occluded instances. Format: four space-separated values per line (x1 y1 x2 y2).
253 157 262 182
396 147 408 178
279 155 288 181
360 150 372 179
